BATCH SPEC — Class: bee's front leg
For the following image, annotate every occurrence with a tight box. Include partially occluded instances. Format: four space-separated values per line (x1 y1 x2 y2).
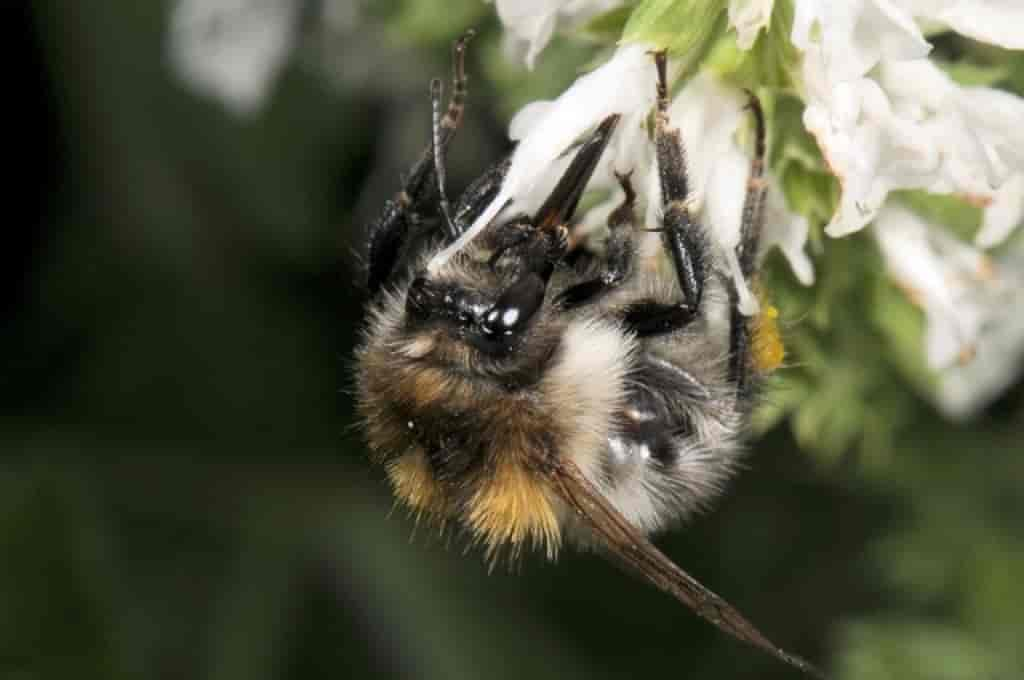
366 30 475 295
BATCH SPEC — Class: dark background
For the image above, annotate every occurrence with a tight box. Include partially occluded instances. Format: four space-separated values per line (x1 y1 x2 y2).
6 2 1022 679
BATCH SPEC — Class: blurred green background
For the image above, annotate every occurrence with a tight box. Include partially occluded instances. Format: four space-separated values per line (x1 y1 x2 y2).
6 2 1023 679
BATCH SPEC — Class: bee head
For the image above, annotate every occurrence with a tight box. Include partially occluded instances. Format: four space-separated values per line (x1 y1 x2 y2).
404 222 568 361
402 112 622 363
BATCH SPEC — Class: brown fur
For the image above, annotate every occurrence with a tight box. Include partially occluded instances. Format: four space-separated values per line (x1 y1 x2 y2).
356 253 637 559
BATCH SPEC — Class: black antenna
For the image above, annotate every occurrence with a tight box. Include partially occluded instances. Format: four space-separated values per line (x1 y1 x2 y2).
430 78 458 239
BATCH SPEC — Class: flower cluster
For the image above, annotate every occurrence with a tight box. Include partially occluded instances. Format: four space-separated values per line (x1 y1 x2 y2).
163 0 1024 419
168 0 303 116
482 0 1024 418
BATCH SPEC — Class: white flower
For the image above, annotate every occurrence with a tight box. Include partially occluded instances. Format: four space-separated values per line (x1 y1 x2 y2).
875 204 982 370
874 204 1024 418
728 0 775 50
977 172 1024 249
430 43 656 272
430 48 812 311
168 0 301 115
666 74 812 310
495 0 626 69
792 0 1024 238
792 0 931 84
903 0 1024 50
483 0 1024 418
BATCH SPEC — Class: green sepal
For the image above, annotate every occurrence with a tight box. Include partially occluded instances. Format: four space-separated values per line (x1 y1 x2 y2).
622 0 728 78
708 0 800 90
577 5 635 45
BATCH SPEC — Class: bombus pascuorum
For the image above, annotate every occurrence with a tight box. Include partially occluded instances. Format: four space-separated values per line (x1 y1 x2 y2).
355 31 823 678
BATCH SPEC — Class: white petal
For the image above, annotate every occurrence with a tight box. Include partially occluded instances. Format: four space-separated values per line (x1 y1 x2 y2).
168 0 298 115
873 204 968 369
936 275 1024 418
494 0 626 68
509 100 554 140
873 201 1024 414
429 43 655 272
703 145 749 252
670 74 813 301
524 15 558 70
666 73 747 239
577 193 623 241
725 248 760 315
794 0 1024 239
763 185 815 285
728 0 775 50
806 54 1024 237
937 1 1024 50
639 159 664 260
881 60 1024 192
977 173 1024 249
495 0 559 69
792 0 929 84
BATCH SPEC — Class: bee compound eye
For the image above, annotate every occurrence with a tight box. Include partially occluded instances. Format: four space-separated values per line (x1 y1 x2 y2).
481 272 545 337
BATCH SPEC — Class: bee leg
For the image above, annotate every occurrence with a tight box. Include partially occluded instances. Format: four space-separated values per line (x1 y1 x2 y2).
453 153 513 233
728 91 768 401
618 52 709 338
554 171 636 309
735 91 767 284
366 30 475 295
653 51 707 317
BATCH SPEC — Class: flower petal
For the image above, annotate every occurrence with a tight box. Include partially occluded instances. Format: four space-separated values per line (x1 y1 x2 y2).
904 0 1024 50
874 205 964 368
429 43 655 272
495 0 626 68
728 0 775 50
168 0 299 115
977 172 1024 249
764 185 815 285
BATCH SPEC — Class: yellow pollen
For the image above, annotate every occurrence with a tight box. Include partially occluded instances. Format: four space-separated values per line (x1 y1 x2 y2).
751 288 785 373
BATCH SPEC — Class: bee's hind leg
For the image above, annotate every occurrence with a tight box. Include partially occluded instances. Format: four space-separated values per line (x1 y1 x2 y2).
728 91 769 402
618 51 710 338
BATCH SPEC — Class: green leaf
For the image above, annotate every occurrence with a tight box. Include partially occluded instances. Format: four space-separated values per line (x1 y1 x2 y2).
938 58 1010 88
577 5 635 44
895 189 984 243
623 0 728 78
387 0 489 45
780 164 838 227
710 0 800 89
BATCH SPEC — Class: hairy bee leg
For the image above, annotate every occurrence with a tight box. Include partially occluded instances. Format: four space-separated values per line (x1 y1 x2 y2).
431 78 458 240
735 92 767 281
728 92 768 401
453 153 512 232
366 30 475 294
554 171 637 310
618 53 710 338
654 51 708 316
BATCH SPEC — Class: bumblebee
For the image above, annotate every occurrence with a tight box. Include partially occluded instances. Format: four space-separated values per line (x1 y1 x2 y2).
356 32 820 678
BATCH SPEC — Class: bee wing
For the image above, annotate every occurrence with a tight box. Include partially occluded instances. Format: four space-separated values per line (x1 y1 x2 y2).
546 458 826 680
